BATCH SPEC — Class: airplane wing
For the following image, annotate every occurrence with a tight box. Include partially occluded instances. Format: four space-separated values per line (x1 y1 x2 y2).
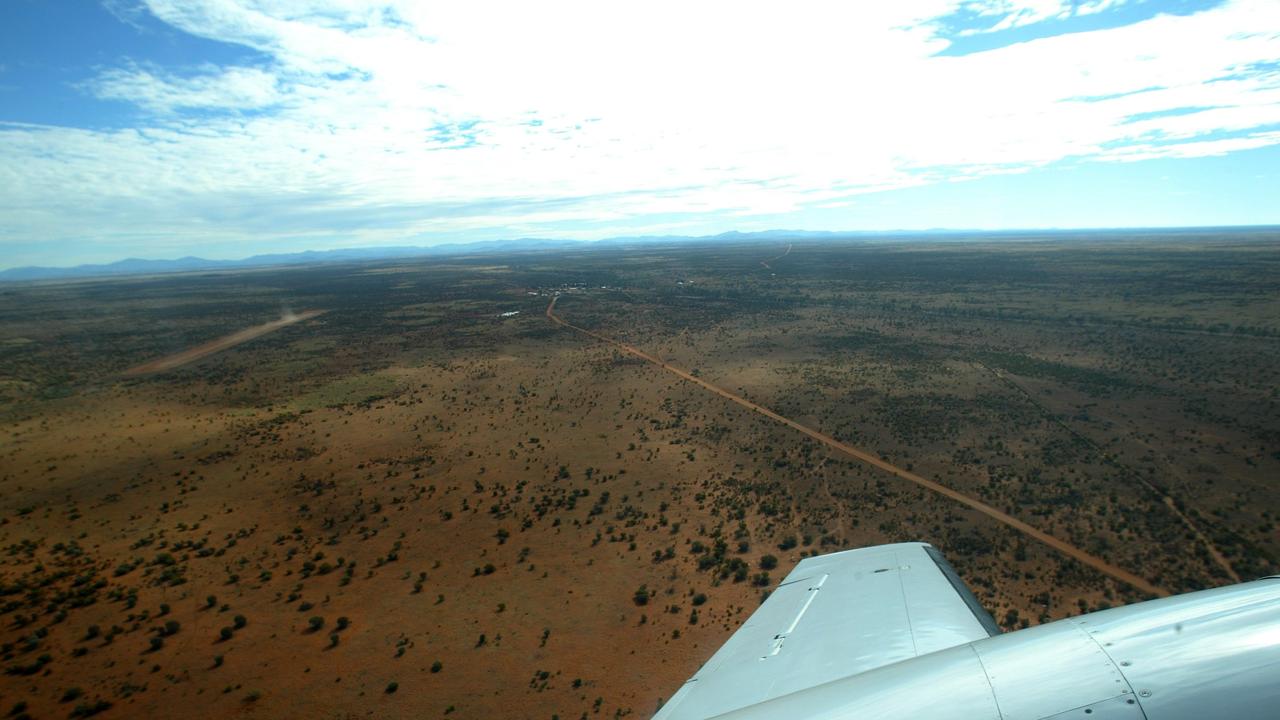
653 542 1000 720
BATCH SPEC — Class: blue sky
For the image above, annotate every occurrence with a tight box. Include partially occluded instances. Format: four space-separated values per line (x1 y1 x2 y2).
1 0 1278 268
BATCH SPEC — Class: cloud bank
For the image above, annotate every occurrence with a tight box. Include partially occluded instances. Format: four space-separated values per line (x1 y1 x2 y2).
1 0 1278 265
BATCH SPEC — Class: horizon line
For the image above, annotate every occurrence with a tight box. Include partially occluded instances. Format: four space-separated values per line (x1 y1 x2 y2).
5 223 1280 280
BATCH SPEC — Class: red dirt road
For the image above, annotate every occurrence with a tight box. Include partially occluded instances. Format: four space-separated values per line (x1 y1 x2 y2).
123 310 326 377
547 295 1165 597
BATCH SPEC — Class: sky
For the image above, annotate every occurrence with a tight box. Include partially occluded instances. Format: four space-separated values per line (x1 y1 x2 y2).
1 0 1278 268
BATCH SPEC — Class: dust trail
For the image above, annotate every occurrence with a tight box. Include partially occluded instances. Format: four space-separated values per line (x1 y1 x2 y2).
547 295 1166 598
123 309 325 377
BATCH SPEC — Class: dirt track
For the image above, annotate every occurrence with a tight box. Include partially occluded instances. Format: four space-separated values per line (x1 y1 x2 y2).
977 361 1240 584
759 243 792 270
122 310 326 377
547 295 1166 597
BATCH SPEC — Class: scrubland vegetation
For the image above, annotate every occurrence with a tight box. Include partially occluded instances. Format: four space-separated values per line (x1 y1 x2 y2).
0 230 1277 718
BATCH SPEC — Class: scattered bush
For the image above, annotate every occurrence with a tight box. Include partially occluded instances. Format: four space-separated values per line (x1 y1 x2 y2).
69 700 111 718
60 687 84 703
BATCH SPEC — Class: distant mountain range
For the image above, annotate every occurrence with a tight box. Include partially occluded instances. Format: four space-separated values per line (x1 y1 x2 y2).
0 230 849 282
0 240 571 282
4 226 1273 282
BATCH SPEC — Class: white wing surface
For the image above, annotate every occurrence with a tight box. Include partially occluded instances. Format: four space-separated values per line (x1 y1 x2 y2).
653 542 999 720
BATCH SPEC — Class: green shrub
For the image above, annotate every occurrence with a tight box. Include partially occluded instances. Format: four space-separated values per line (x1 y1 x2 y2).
68 700 112 718
60 687 84 703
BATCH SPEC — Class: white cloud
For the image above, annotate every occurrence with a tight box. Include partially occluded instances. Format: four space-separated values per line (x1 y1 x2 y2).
952 0 1130 35
88 64 282 113
1 0 1278 264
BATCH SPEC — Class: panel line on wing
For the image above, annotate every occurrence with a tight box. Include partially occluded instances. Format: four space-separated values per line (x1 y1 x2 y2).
896 557 920 657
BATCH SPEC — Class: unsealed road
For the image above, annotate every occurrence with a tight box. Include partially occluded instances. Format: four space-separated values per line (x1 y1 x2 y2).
759 243 792 270
547 295 1164 597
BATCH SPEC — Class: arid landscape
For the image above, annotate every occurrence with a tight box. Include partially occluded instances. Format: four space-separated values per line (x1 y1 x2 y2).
1 231 1278 719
